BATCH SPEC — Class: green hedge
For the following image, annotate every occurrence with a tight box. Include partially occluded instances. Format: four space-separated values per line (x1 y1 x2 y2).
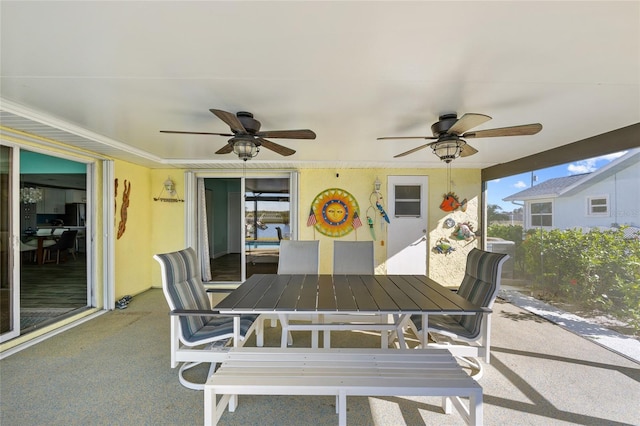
488 224 640 332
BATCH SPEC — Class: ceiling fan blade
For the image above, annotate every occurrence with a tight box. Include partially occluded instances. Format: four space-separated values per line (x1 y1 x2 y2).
448 113 492 135
257 137 296 156
209 109 247 133
257 129 316 139
393 142 434 158
160 130 234 136
460 143 478 157
462 123 542 139
377 136 438 140
215 143 234 155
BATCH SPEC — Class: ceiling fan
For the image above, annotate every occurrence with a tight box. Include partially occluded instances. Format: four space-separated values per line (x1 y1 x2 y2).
160 109 316 161
378 113 542 163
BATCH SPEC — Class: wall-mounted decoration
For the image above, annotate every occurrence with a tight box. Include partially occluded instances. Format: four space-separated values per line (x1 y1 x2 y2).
433 237 455 255
154 176 184 203
310 188 360 238
117 180 131 239
365 177 389 241
443 218 456 228
452 222 476 241
440 191 467 212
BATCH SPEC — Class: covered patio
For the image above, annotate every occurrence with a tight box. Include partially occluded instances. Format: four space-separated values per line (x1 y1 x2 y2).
1 288 638 425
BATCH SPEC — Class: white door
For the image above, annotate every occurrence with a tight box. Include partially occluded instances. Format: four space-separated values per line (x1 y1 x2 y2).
386 175 428 275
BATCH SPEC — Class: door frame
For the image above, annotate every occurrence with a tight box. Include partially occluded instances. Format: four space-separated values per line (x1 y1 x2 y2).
186 170 299 284
386 175 429 275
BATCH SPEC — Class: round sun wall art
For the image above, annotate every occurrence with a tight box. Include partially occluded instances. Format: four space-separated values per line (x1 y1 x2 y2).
311 188 360 237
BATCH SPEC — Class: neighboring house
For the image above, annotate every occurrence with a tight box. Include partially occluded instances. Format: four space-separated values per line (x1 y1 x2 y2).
503 148 640 234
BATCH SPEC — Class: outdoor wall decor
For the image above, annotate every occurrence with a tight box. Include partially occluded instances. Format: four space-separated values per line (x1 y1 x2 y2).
433 237 455 255
440 191 467 212
365 177 390 241
308 188 361 238
117 179 131 239
154 176 184 203
452 221 476 241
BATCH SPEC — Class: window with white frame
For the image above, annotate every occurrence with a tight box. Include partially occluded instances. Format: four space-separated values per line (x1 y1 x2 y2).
530 201 553 227
587 195 609 216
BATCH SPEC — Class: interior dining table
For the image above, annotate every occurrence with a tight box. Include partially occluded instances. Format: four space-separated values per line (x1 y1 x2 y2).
213 274 486 349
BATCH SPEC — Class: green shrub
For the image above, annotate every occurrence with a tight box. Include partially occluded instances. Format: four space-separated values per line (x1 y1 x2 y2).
521 227 640 331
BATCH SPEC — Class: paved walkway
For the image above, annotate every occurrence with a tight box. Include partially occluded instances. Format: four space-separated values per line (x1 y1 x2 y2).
499 288 640 364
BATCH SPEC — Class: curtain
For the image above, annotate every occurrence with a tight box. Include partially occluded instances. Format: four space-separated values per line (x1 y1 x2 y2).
197 179 212 281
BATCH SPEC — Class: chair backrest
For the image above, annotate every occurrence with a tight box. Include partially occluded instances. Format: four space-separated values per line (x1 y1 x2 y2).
455 248 509 338
333 241 374 274
52 227 68 236
153 247 213 343
277 240 320 274
51 230 78 250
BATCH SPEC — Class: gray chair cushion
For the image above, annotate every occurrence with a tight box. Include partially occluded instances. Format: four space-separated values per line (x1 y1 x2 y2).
412 248 508 340
155 247 256 344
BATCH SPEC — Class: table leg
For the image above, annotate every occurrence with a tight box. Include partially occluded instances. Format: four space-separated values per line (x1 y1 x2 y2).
422 314 429 348
36 237 44 265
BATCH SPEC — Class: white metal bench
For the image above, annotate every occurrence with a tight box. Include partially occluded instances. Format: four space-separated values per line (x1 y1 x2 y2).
204 347 483 426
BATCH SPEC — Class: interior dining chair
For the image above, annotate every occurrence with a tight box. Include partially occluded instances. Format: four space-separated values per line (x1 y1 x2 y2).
43 230 78 264
154 247 260 390
19 241 38 263
406 248 509 379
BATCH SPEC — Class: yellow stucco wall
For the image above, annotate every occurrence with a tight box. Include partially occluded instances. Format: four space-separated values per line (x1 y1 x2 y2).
149 170 186 288
113 160 153 298
298 168 480 285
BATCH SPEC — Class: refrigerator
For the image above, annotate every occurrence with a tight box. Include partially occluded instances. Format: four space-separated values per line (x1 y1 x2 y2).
65 203 86 226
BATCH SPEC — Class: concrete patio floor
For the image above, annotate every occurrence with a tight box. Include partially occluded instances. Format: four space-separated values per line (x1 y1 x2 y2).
1 288 638 425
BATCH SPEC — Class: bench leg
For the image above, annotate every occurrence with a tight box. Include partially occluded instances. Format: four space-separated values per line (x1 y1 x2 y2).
204 388 231 426
338 390 347 426
442 396 453 414
470 391 483 426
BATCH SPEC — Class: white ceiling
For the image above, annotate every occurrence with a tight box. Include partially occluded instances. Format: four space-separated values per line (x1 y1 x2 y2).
1 1 638 169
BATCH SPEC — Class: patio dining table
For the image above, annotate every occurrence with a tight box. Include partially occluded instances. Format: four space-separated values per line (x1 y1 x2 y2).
214 274 486 348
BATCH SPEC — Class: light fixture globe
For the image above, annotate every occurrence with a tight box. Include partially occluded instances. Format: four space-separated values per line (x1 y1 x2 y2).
230 137 260 161
432 138 464 163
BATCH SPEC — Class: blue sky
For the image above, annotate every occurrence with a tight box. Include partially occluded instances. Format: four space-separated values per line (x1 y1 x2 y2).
487 151 628 212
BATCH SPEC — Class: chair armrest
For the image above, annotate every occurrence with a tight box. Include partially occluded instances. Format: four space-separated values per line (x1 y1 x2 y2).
170 309 222 316
205 284 241 293
481 307 492 313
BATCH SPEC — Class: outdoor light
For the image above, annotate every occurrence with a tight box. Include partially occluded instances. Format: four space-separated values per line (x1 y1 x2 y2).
163 177 176 196
231 137 260 161
374 177 381 192
432 139 463 163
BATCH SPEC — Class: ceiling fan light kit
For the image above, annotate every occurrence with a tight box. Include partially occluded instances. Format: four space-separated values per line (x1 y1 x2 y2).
231 137 260 161
433 139 463 163
379 112 542 162
160 109 316 161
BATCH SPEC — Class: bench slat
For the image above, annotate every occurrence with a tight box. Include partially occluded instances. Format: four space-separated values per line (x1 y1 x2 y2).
204 347 482 426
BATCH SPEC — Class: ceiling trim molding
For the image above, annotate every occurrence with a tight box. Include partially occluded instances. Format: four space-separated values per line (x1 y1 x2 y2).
481 123 640 182
1 98 165 164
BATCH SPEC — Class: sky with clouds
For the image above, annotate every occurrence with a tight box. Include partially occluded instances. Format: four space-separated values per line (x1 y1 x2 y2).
486 151 628 211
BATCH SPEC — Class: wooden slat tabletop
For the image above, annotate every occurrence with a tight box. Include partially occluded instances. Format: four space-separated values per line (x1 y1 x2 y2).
214 274 486 316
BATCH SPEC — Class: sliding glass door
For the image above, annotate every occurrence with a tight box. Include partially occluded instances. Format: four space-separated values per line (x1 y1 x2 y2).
193 171 297 284
0 145 19 342
0 143 93 343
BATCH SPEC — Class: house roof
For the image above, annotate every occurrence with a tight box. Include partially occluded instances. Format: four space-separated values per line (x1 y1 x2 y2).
503 148 640 201
1 2 639 169
503 174 588 201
